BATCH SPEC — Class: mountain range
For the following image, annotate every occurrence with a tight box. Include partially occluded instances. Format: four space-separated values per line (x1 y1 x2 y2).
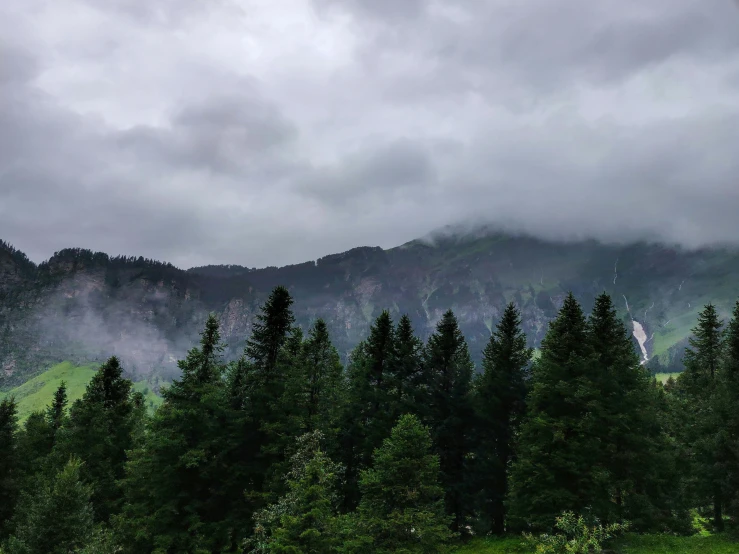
3 225 739 389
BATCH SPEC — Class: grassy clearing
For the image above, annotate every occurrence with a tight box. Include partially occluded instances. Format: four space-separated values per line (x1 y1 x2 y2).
1 361 162 421
454 533 738 553
655 372 680 384
612 533 738 553
1 361 97 421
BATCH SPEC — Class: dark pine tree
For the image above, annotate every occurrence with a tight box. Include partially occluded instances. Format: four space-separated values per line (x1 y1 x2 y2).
508 293 601 532
341 310 396 511
587 292 680 530
388 314 425 422
473 302 532 535
422 309 475 535
3 457 95 554
0 398 19 537
55 357 142 523
117 314 231 553
15 384 69 496
676 303 725 531
719 301 739 521
296 319 346 443
343 414 453 554
243 285 297 502
48 381 68 438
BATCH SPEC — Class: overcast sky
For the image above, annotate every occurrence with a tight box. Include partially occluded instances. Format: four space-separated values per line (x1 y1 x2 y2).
2 0 739 268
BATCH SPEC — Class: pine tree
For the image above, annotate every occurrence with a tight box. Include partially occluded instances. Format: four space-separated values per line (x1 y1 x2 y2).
15 383 70 496
3 457 95 554
243 286 298 502
719 301 739 521
388 314 424 422
117 314 232 553
55 357 140 523
473 303 531 535
342 414 453 554
587 293 681 529
0 398 19 537
47 381 67 438
676 304 725 530
422 309 475 534
296 319 345 444
247 431 341 554
508 293 600 532
341 310 396 510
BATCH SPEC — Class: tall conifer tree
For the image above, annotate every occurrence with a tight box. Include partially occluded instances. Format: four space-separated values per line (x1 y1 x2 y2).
508 293 600 531
117 314 231 552
56 357 141 523
676 303 725 530
343 414 453 553
719 301 739 520
423 309 475 534
341 310 396 510
388 314 424 421
0 398 19 537
473 303 531 535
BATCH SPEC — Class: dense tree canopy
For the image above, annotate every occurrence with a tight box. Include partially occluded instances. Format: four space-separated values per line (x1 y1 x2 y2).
1 287 736 552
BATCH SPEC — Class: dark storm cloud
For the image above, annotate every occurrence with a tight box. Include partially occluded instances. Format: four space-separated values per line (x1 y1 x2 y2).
2 0 739 268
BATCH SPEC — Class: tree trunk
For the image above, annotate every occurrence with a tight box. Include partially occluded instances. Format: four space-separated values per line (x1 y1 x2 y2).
713 490 724 531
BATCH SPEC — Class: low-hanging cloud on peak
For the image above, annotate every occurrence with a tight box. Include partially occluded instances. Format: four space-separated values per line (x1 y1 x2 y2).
1 0 739 269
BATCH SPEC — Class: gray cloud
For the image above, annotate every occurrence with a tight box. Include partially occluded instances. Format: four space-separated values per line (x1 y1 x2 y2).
1 0 739 269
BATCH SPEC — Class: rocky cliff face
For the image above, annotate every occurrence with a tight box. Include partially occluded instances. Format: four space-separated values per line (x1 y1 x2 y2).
2 229 739 388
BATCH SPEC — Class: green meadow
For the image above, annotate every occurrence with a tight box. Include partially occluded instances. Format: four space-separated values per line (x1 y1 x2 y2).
1 361 162 421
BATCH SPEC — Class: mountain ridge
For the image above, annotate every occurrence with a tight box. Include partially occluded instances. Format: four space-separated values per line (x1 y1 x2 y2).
3 229 739 388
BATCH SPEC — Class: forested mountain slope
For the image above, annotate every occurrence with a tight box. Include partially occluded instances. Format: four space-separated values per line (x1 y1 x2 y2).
3 227 739 387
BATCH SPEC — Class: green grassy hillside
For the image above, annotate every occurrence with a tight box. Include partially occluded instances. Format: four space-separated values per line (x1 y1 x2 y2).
0 361 162 421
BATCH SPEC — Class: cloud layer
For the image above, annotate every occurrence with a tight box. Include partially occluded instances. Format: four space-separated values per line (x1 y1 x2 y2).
2 0 739 268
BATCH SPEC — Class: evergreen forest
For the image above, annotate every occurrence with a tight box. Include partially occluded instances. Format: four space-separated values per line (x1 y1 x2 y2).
2 286 739 553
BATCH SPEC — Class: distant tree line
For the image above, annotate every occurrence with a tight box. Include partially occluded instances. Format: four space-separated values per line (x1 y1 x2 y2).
1 286 739 552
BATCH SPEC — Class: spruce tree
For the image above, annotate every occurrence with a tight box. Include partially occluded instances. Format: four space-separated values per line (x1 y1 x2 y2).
587 293 679 529
719 301 739 521
473 302 531 535
0 398 19 537
676 304 725 530
47 381 67 438
247 431 341 554
388 314 424 422
117 314 232 553
55 357 140 523
341 310 396 510
508 293 600 531
297 319 345 443
3 457 95 554
342 414 453 554
422 309 475 534
242 286 297 502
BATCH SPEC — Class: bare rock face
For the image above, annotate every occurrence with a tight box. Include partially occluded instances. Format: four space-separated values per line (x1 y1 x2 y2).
3 229 739 387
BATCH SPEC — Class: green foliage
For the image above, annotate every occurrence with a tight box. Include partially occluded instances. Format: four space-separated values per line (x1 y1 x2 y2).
3 457 95 554
0 362 159 423
523 511 628 554
116 314 233 553
341 414 454 554
55 357 143 523
675 304 726 530
248 431 342 554
508 293 599 531
422 310 475 534
0 398 19 537
473 302 532 535
341 310 396 510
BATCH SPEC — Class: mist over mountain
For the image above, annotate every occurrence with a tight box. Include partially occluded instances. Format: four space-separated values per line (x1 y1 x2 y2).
3 226 739 388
